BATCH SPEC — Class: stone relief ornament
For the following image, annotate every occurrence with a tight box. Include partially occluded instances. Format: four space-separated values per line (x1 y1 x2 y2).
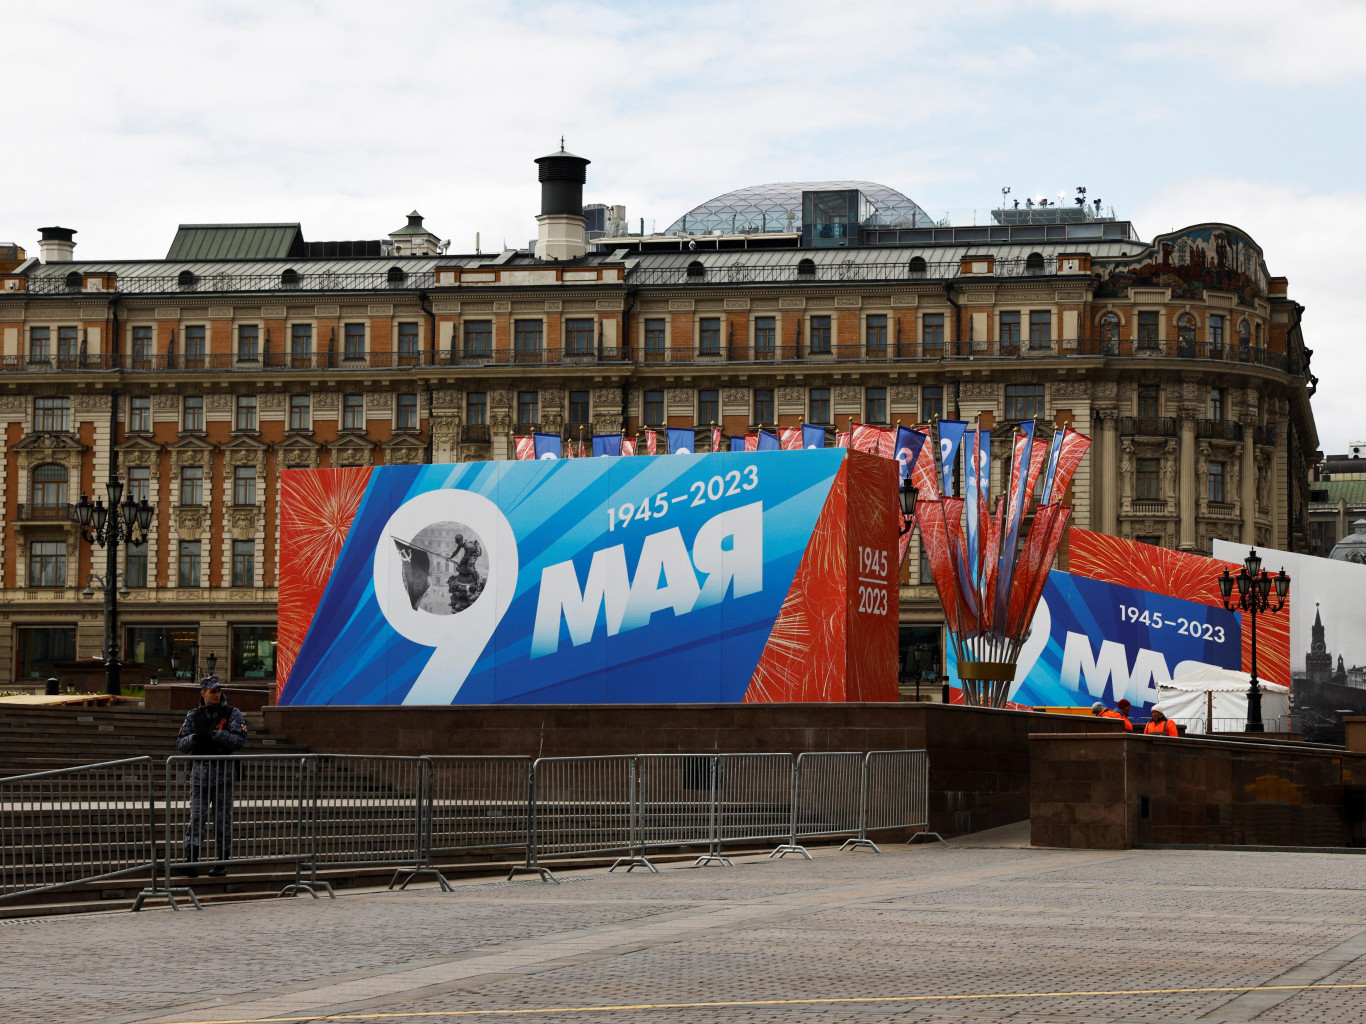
229 509 259 540
890 385 917 403
313 392 339 412
176 508 206 536
153 394 179 410
206 393 234 411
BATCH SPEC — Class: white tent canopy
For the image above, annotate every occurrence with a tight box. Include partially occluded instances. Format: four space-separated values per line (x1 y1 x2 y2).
1158 666 1290 733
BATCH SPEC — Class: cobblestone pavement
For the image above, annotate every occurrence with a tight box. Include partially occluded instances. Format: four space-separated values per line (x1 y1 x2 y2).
3 843 1365 1024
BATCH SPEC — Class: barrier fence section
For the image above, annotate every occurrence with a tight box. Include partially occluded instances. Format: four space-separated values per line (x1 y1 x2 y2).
714 753 795 863
425 755 531 883
859 750 942 849
306 755 430 893
516 756 640 881
0 757 168 907
772 751 866 859
634 754 717 869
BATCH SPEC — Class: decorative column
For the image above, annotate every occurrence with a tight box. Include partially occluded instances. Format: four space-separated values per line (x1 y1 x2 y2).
1097 408 1119 535
1179 414 1196 551
1241 430 1257 544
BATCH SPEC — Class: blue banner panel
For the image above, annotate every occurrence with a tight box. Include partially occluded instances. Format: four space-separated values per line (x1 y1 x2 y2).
948 570 1242 714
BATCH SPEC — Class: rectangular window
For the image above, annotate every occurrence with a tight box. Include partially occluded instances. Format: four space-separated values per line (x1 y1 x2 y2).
698 317 721 356
1208 314 1224 350
34 396 70 432
1137 312 1160 348
180 465 203 506
233 465 257 506
184 325 206 365
1028 311 1052 348
865 314 887 354
644 318 666 360
517 391 539 427
29 326 50 362
182 395 204 431
129 395 151 433
809 315 831 354
753 388 774 426
397 322 420 363
513 319 543 360
643 390 664 428
1137 459 1161 500
466 392 487 426
754 316 776 355
29 541 66 587
237 324 259 362
125 626 199 679
921 386 943 422
289 394 310 431
126 542 148 588
15 625 76 679
1005 384 1045 421
342 394 364 430
569 390 591 426
231 625 276 680
1137 385 1159 418
1208 462 1226 503
463 320 492 357
1209 388 1224 421
131 325 153 362
232 540 255 588
32 464 67 507
921 313 944 353
698 389 719 426
58 326 78 364
178 541 202 587
919 546 934 585
999 311 1020 347
396 393 419 430
291 323 313 364
809 387 831 424
126 466 150 504
344 323 366 359
235 394 256 431
564 318 594 355
865 387 887 424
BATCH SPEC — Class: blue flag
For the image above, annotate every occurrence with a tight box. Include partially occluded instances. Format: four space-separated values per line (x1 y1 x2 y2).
667 427 695 454
730 436 746 452
757 430 780 451
963 428 990 584
937 420 968 497
993 421 1035 631
894 425 928 482
592 434 622 457
1038 428 1066 504
533 432 562 460
802 423 826 449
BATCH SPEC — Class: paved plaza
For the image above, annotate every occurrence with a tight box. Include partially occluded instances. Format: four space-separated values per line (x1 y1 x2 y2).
4 833 1366 1024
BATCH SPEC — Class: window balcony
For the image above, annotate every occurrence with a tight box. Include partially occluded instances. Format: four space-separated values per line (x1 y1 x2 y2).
15 503 79 522
1196 420 1242 441
1119 417 1178 437
461 424 490 443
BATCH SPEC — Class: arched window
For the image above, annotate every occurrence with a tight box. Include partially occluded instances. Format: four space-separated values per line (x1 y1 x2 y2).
1025 252 1045 274
280 268 300 289
1176 313 1197 347
1099 312 1120 342
1238 319 1251 346
387 265 406 286
32 463 68 509
686 260 706 279
797 258 816 277
908 256 927 277
64 271 82 291
178 270 197 290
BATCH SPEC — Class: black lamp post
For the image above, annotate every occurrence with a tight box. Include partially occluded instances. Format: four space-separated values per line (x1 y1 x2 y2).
898 480 919 536
1218 547 1290 733
75 474 153 696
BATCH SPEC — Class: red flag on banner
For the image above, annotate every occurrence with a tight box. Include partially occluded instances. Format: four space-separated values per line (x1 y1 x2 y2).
849 422 880 454
1049 428 1092 501
514 436 535 461
646 429 658 456
744 433 759 452
836 431 850 448
910 428 939 499
875 427 896 459
712 426 723 452
779 425 802 450
622 437 636 456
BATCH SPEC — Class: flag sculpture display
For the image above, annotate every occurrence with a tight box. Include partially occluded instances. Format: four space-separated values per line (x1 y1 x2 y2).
914 422 1092 707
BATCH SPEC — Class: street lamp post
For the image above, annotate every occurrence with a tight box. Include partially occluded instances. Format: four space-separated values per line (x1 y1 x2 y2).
1218 548 1290 733
75 475 154 696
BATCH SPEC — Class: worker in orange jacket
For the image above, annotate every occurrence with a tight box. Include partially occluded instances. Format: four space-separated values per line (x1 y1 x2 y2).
1090 701 1133 731
1144 705 1179 736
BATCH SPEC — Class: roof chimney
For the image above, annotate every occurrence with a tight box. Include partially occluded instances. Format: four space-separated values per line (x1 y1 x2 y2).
388 210 442 256
533 142 590 261
38 226 76 263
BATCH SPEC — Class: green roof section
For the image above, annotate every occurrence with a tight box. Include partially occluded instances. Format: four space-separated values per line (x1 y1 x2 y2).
1309 479 1366 508
166 223 304 261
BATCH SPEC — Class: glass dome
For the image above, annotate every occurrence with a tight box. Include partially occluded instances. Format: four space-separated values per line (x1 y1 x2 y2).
665 180 932 236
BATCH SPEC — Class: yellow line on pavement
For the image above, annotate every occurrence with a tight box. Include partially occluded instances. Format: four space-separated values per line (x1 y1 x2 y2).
149 982 1366 1023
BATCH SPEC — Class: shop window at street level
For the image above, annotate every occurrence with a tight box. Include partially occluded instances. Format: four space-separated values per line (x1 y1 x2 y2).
15 626 75 680
231 625 276 680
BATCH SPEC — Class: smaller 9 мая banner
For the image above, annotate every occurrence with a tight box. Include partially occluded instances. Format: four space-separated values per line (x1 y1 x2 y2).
948 570 1242 714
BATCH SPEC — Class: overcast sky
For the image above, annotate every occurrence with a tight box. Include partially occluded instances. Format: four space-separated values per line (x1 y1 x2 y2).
9 1 1361 450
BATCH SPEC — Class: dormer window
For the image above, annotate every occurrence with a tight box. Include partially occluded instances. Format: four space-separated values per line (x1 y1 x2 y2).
280 268 300 289
178 270 197 290
387 266 406 286
1025 252 1045 274
908 256 927 277
64 271 82 291
686 260 706 279
797 258 816 277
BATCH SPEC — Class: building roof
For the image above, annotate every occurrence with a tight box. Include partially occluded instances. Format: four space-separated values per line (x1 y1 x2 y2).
664 181 933 236
1309 479 1366 509
166 223 305 261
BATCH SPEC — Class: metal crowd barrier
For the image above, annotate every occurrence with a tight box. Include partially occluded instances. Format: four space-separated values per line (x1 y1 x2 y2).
3 748 938 908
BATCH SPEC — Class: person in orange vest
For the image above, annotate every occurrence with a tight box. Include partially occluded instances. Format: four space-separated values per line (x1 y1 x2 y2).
1090 701 1133 730
1144 705 1179 736
1114 699 1135 731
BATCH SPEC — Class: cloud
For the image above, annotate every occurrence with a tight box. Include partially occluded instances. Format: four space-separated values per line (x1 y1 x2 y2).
1132 178 1359 451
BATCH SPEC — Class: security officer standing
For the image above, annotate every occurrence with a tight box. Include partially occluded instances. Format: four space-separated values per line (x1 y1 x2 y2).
175 676 248 876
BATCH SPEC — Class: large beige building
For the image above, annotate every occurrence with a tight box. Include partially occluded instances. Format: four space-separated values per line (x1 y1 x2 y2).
0 151 1318 689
